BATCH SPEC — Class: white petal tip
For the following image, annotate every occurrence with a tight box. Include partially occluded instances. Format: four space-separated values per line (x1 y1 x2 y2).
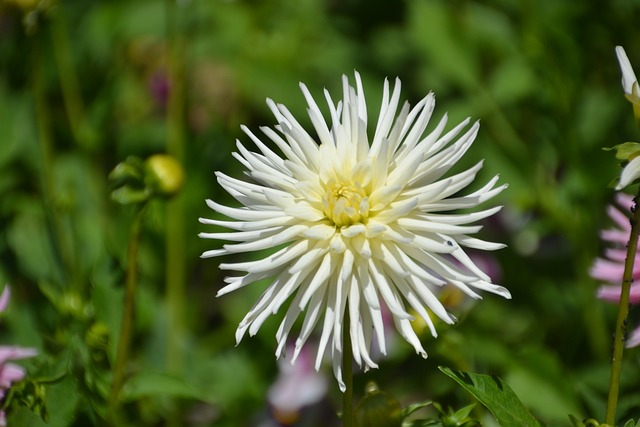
200 249 227 258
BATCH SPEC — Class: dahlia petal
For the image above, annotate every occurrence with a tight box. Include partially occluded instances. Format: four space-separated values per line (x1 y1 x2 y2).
200 249 228 259
469 280 512 299
617 156 640 190
198 215 295 231
394 94 435 158
416 206 502 225
298 253 337 310
371 78 402 156
220 239 311 274
397 217 482 235
356 259 381 311
456 235 507 251
374 197 419 223
450 247 492 282
407 274 455 325
626 325 640 348
222 225 308 254
368 259 413 320
449 279 482 299
349 276 363 367
394 316 427 359
217 271 271 296
205 199 282 221
426 116 472 157
290 285 328 362
616 46 640 96
198 226 283 242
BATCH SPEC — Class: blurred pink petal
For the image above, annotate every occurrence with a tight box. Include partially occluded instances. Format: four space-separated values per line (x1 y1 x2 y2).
0 363 26 388
597 284 640 304
591 194 640 347
0 284 38 412
0 346 38 365
267 345 328 418
0 287 10 313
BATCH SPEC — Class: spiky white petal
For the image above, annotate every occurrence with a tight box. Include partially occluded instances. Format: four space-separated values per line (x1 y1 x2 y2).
200 72 509 390
616 46 640 97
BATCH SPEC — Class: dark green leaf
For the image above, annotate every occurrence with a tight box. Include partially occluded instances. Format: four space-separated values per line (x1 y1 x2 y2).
439 367 543 427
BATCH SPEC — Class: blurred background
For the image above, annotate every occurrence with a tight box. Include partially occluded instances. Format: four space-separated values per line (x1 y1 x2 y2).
0 0 639 426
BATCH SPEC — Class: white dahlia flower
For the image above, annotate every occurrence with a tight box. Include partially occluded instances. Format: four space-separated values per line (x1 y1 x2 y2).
200 73 510 390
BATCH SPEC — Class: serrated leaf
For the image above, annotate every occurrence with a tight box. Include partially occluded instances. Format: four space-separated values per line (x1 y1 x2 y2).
439 367 543 427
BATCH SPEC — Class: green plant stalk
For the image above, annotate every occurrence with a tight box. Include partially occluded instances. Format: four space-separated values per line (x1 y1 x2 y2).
32 34 77 289
604 190 640 424
107 205 147 425
343 310 353 427
50 5 88 149
165 0 187 377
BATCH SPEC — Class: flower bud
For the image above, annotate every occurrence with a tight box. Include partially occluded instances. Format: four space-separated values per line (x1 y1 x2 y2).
144 154 184 197
354 382 402 427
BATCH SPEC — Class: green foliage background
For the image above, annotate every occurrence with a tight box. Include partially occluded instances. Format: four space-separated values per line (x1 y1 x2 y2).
0 0 639 425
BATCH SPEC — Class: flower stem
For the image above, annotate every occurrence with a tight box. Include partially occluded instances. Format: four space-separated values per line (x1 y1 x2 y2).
32 32 78 290
50 4 89 149
605 189 640 424
343 310 353 427
107 204 147 425
165 0 186 375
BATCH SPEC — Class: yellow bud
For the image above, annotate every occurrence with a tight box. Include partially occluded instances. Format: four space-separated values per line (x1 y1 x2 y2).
144 154 185 197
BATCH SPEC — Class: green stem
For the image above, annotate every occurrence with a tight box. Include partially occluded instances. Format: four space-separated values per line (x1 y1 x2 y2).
32 33 77 289
343 310 353 427
604 189 640 425
108 205 147 425
165 0 186 376
50 4 89 149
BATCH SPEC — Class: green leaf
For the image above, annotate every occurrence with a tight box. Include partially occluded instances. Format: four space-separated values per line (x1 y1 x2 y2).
446 403 477 425
603 142 640 160
110 186 150 205
7 375 78 427
401 401 433 419
438 366 543 427
121 371 213 403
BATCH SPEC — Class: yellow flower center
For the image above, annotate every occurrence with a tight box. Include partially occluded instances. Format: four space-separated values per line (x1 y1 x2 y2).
323 182 369 227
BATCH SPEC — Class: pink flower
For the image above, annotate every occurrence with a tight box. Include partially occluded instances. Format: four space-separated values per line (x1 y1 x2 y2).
590 194 640 348
267 345 328 425
0 286 37 426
